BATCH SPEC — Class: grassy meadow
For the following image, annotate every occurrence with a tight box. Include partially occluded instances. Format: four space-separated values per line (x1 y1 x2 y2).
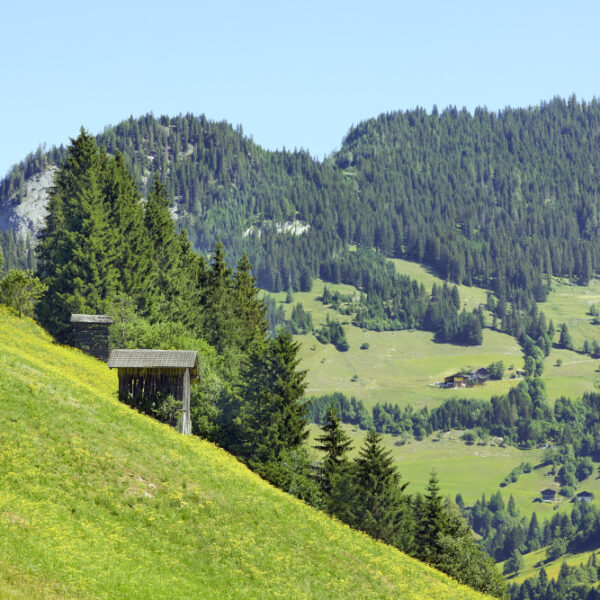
268 261 600 411
268 275 523 410
308 424 600 525
543 277 600 350
501 546 599 584
0 307 490 600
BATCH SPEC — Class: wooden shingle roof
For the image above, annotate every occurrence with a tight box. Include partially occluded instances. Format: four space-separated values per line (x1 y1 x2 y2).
71 314 114 324
108 349 198 375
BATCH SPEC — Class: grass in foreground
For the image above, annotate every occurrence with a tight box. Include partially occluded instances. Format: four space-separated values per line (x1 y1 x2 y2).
0 307 489 600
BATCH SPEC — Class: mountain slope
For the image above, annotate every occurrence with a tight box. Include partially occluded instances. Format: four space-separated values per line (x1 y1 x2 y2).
0 307 489 600
5 98 600 297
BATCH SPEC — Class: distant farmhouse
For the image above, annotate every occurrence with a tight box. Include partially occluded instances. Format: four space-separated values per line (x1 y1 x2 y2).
576 491 593 503
540 488 557 502
442 367 490 389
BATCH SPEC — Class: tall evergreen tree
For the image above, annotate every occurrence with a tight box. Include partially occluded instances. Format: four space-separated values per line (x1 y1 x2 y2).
231 253 268 354
103 152 152 308
36 129 118 340
559 323 573 350
144 176 188 322
416 470 445 562
230 330 307 466
350 429 412 551
314 406 353 495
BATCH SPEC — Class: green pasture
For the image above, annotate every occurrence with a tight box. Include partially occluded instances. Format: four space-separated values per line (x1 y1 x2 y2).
266 277 523 410
501 547 598 584
543 346 600 403
308 425 600 522
300 327 522 410
542 277 600 350
265 270 600 410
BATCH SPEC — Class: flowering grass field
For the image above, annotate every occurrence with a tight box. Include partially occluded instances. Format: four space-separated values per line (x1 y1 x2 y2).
0 307 490 599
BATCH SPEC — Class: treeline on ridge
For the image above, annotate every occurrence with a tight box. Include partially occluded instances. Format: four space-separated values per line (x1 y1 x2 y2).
5 97 600 310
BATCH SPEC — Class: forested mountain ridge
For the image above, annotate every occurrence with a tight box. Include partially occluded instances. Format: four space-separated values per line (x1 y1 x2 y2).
3 96 600 303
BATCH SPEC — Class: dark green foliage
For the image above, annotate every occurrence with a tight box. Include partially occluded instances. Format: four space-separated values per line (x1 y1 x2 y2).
559 323 574 350
0 231 35 272
287 302 313 334
503 550 524 576
416 471 445 562
263 295 286 336
488 360 505 380
227 330 308 467
306 393 373 430
348 430 413 551
0 269 47 317
36 129 119 341
316 314 349 351
313 407 353 495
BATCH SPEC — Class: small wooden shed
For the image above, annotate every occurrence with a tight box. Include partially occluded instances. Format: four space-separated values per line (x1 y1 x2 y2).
70 314 114 362
108 349 199 435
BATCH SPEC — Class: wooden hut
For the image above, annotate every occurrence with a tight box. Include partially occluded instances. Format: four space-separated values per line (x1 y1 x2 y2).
540 488 557 502
108 349 199 435
70 314 114 361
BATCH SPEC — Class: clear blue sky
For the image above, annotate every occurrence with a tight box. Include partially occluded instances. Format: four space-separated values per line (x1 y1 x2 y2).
2 0 600 177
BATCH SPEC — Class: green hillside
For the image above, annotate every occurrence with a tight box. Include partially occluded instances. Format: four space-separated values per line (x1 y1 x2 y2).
0 307 489 600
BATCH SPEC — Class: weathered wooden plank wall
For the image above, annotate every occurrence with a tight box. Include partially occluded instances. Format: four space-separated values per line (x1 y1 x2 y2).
116 367 192 434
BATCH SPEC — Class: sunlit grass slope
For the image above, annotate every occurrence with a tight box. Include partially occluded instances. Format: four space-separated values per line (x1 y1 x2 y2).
0 308 490 600
543 277 600 350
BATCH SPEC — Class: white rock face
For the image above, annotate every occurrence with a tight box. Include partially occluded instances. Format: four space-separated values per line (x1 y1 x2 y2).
0 167 56 237
243 219 310 238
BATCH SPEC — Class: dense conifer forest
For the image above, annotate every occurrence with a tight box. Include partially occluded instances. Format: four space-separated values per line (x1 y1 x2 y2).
4 97 600 309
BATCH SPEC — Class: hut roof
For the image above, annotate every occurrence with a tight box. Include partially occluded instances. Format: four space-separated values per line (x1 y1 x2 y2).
108 349 198 375
71 314 114 324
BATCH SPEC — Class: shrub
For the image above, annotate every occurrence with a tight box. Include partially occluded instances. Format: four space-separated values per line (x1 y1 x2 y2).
461 431 476 445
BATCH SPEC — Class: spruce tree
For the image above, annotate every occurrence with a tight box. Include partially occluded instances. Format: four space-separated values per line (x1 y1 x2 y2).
200 241 234 354
314 406 353 495
559 323 573 350
416 470 445 562
350 429 412 551
103 152 152 309
231 330 307 466
231 253 268 354
36 129 118 341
